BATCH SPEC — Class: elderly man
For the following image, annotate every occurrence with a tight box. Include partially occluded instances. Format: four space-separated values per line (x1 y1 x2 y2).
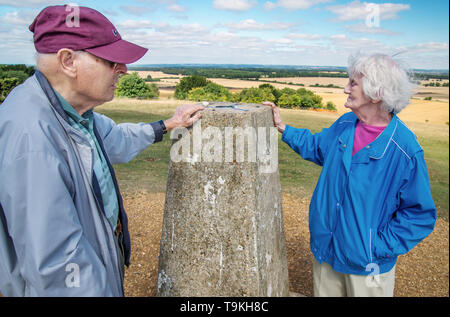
264 53 436 297
0 5 203 296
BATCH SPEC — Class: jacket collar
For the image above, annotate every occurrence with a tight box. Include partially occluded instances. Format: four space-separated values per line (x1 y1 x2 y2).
367 114 398 160
339 111 398 164
34 70 70 124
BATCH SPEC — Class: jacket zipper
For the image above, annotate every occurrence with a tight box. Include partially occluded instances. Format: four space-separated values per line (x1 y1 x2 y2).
68 128 124 296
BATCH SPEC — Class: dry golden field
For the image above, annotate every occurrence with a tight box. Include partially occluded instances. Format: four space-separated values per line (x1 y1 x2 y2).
133 71 449 125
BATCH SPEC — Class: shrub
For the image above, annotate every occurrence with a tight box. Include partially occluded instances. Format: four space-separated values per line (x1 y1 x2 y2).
115 72 159 99
279 87 297 96
309 94 323 109
187 82 232 102
326 101 337 111
258 83 282 102
277 88 322 109
234 87 276 104
174 75 209 100
278 93 301 108
0 77 21 101
0 65 35 103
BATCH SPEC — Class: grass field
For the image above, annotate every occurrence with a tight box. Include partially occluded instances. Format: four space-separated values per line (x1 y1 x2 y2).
97 97 449 220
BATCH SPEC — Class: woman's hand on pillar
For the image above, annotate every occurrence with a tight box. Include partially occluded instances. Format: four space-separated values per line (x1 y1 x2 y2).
262 101 286 133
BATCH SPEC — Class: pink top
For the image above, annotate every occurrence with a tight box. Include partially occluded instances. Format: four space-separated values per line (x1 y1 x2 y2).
352 120 386 156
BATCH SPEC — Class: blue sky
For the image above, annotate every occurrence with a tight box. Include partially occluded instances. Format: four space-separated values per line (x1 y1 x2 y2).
0 0 448 69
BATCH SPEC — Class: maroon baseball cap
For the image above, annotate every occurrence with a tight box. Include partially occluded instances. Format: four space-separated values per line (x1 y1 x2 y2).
29 5 148 64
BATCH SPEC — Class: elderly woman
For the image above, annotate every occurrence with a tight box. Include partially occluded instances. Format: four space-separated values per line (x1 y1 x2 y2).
264 53 436 297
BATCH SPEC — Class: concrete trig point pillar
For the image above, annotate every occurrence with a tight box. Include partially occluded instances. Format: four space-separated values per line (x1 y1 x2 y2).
157 102 289 296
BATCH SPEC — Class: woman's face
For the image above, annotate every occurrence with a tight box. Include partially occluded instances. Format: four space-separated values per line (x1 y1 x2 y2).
343 75 373 111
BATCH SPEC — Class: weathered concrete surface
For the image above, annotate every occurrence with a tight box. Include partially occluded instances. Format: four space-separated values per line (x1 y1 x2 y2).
157 102 289 297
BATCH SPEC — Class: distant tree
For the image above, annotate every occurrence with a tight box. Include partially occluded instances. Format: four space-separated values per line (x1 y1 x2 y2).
258 83 282 103
296 87 314 97
278 93 301 108
277 87 323 109
115 72 159 99
326 101 337 111
187 82 232 102
174 75 210 100
0 70 29 82
279 87 297 96
0 64 35 104
0 77 21 102
234 87 276 104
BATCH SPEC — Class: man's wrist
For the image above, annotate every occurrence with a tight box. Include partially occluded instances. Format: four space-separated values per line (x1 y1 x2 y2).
163 119 175 132
159 120 167 134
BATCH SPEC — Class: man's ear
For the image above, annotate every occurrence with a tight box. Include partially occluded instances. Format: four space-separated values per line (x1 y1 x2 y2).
56 49 78 78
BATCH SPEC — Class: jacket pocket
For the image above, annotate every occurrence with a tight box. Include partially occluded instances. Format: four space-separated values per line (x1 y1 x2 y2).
339 228 373 270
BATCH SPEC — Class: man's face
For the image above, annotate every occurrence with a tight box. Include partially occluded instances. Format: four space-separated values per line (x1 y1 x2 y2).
75 52 127 107
343 75 373 111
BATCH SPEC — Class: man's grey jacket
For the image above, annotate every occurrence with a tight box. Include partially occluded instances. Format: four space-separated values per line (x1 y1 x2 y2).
0 71 164 296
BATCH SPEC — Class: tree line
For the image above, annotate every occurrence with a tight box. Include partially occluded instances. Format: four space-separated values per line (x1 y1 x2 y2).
422 81 449 87
175 75 337 111
132 66 349 79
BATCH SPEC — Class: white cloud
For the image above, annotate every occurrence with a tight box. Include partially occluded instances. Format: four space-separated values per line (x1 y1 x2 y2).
267 38 293 44
345 23 399 35
287 33 322 40
135 0 186 14
223 19 295 31
0 9 39 26
0 0 62 8
326 1 410 22
264 1 277 10
264 0 333 10
409 42 449 53
213 0 257 11
167 4 186 12
120 5 153 16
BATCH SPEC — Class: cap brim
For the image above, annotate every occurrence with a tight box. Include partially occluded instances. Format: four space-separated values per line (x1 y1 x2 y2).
85 39 148 64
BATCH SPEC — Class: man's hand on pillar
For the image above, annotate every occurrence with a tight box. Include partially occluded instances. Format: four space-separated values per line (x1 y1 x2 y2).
164 103 205 131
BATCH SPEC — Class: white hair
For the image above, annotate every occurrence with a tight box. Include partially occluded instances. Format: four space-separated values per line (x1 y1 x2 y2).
347 52 416 114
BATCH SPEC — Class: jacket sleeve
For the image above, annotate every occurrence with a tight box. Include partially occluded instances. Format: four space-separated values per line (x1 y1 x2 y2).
281 121 338 166
373 151 437 260
93 113 163 164
0 151 116 296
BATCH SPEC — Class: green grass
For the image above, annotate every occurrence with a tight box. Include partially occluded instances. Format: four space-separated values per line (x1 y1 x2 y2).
97 102 449 220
